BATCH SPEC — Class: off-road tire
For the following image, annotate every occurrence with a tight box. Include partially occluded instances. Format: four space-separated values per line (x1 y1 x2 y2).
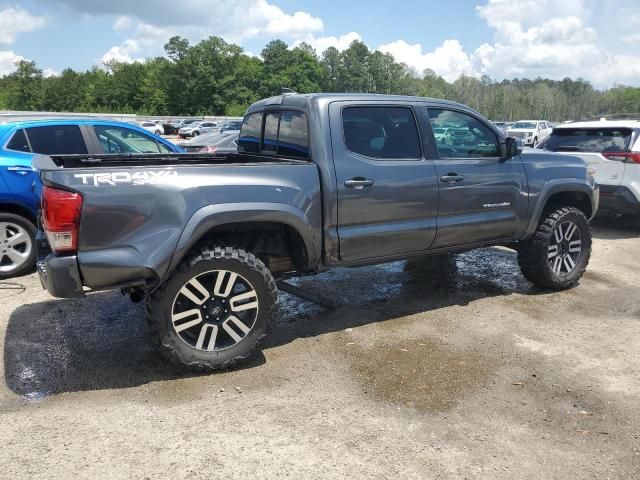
518 207 591 290
0 213 36 279
147 246 277 371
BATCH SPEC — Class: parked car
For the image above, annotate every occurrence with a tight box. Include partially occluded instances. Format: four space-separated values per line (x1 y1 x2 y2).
506 120 553 147
136 121 164 136
182 121 219 138
181 131 239 153
492 121 513 134
537 120 640 222
36 93 597 371
219 120 242 133
169 119 198 135
0 120 183 278
431 127 451 144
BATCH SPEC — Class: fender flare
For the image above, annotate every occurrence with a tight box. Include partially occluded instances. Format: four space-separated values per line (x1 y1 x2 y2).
163 202 320 280
524 179 596 237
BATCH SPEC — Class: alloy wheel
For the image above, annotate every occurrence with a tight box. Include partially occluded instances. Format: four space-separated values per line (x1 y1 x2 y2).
171 270 259 352
547 221 582 276
0 222 33 274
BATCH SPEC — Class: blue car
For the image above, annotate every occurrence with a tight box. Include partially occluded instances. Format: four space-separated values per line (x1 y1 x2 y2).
0 119 183 278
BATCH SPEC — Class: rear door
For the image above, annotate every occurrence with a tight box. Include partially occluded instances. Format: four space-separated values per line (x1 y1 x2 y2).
329 102 439 262
427 107 529 248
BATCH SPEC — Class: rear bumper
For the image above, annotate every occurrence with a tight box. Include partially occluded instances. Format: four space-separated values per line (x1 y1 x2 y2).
598 185 640 216
37 254 85 298
36 230 85 298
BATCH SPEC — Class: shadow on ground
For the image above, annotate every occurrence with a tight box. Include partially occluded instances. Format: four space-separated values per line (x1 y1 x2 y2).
591 215 639 240
4 247 546 397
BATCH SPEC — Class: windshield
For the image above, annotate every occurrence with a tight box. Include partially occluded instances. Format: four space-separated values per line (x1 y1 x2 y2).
512 122 537 129
538 127 633 152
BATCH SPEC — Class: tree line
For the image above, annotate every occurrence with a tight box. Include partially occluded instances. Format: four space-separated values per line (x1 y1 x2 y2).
1 35 639 121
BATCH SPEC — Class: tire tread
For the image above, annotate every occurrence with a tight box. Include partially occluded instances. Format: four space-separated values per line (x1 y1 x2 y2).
146 245 277 372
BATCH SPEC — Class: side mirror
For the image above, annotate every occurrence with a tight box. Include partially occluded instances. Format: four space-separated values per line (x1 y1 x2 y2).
502 136 523 159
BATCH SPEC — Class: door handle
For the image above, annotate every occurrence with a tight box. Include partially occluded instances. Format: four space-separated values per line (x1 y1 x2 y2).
440 174 465 184
7 166 33 175
344 178 375 189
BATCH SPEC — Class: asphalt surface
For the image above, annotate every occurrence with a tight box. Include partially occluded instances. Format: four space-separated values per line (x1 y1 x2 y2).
0 217 639 479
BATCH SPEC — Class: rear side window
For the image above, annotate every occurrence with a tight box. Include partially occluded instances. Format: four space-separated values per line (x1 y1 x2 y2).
342 106 421 159
238 112 262 153
278 111 309 157
26 125 88 155
539 128 633 153
263 112 279 153
238 110 309 158
6 129 30 152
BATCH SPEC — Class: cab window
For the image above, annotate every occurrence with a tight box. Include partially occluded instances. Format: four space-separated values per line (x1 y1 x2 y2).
427 109 499 158
342 106 421 159
238 112 262 154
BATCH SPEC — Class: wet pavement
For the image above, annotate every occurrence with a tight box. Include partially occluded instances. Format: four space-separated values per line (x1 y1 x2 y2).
0 217 639 479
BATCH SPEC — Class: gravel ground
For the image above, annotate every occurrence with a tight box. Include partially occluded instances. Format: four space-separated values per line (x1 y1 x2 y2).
0 217 639 479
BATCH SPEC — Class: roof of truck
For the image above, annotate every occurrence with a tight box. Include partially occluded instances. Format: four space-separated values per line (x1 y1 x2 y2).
555 120 640 129
247 93 474 114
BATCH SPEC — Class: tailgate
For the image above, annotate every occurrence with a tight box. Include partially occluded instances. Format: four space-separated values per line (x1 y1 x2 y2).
564 152 624 187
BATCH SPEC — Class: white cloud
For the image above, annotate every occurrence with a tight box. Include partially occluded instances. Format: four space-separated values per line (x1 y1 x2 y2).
0 6 46 44
300 32 363 54
379 39 475 82
49 0 323 62
0 50 23 75
101 38 146 64
113 16 133 32
43 68 60 77
372 0 640 87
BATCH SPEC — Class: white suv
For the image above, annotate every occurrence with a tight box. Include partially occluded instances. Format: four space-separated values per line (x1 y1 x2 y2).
506 120 553 147
537 120 640 221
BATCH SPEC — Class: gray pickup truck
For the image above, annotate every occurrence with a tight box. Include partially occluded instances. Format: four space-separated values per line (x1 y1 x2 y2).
35 93 599 371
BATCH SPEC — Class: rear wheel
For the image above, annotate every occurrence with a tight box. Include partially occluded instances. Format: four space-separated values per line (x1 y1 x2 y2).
518 207 591 290
147 246 277 371
0 213 36 279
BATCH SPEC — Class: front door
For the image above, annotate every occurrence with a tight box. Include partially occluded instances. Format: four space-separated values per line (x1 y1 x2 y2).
426 107 529 249
329 102 439 262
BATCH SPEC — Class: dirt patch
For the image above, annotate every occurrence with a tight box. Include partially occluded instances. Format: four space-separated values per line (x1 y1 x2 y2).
342 338 496 412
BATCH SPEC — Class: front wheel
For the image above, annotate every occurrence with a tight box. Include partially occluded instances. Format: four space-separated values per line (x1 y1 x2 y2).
147 246 277 371
192 131 199 137
518 207 591 290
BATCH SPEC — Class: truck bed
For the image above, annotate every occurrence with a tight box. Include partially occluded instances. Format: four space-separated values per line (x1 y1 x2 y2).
40 152 312 169
35 152 322 294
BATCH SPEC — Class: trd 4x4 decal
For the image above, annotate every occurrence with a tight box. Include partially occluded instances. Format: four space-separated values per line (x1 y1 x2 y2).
74 170 178 186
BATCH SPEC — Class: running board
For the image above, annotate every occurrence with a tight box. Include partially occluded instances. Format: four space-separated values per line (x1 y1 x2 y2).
276 281 341 309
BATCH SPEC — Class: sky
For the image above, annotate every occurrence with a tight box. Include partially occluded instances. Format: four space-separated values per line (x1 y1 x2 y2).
0 0 639 88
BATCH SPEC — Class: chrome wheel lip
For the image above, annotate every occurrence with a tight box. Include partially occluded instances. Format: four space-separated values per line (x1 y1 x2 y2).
548 220 582 277
171 269 259 352
0 222 33 273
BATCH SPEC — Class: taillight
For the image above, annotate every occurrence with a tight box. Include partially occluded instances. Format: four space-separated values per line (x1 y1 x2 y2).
602 152 640 164
199 145 218 153
41 186 83 253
